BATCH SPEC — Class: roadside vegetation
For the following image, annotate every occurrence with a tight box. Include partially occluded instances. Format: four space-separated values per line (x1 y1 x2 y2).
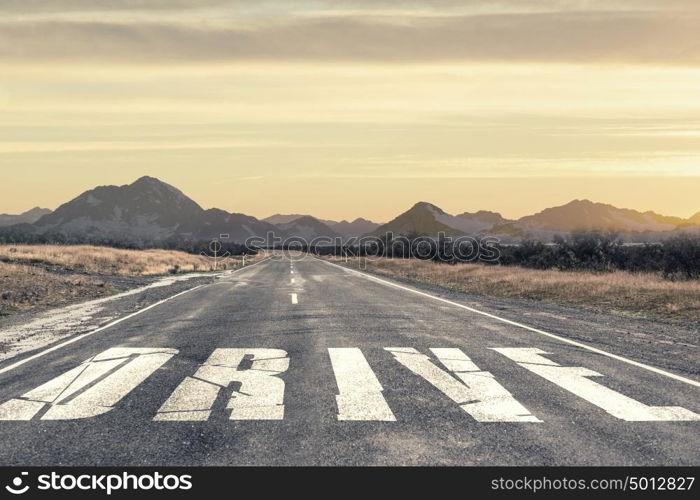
0 245 265 316
0 245 261 276
322 233 700 326
317 233 700 281
499 233 700 280
325 256 700 325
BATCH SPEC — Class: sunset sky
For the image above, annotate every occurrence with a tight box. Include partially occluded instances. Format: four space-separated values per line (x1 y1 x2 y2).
1 0 699 221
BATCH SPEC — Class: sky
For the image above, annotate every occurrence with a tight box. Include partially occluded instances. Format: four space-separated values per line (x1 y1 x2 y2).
0 0 699 221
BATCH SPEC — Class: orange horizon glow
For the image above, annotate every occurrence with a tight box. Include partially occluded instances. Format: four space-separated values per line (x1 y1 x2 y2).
1 2 699 220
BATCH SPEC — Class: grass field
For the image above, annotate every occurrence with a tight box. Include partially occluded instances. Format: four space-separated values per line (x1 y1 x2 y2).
0 245 266 315
0 245 261 276
325 256 700 325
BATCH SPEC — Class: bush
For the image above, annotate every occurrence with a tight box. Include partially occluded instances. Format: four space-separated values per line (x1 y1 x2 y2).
551 232 623 272
502 240 557 269
499 232 700 280
661 235 700 279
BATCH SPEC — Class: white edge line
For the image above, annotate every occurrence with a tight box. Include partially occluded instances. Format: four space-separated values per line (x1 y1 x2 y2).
320 258 700 389
0 256 272 377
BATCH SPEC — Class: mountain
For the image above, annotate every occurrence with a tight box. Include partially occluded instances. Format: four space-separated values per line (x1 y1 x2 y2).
16 176 279 244
31 176 204 242
369 200 696 242
372 203 519 240
264 214 309 225
372 202 465 237
0 177 351 245
456 210 509 226
264 214 338 227
516 199 687 233
449 210 511 233
331 218 380 237
181 208 280 243
273 216 341 240
0 207 51 227
2 177 697 246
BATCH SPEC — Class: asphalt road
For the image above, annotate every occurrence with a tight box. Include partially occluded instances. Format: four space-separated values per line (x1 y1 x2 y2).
0 254 698 466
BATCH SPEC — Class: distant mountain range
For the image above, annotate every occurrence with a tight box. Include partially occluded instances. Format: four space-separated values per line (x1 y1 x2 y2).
3 177 283 244
0 176 697 245
518 200 686 233
264 214 337 227
0 207 51 227
272 216 341 240
263 214 380 238
331 218 381 238
374 200 700 242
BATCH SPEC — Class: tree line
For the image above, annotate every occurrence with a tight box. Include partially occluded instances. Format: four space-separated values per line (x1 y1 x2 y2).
1 225 698 279
312 232 700 280
498 232 700 279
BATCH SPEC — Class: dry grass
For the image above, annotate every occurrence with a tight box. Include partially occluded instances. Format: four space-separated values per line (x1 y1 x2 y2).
0 261 116 315
326 256 700 325
0 245 266 276
0 245 268 316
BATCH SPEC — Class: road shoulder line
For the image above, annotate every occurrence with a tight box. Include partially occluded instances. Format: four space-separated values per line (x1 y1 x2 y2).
0 257 272 377
319 258 700 388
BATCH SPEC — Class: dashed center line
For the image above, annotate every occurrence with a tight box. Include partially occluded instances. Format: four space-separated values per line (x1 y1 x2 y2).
291 293 298 305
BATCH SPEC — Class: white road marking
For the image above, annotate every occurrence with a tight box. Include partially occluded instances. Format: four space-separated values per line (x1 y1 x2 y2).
0 288 200 378
291 278 295 284
386 347 540 422
492 348 700 421
291 293 298 304
0 348 177 420
0 257 273 377
328 348 396 421
320 259 700 388
154 348 289 421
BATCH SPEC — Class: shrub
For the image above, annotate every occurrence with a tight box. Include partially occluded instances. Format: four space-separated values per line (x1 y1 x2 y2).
662 235 700 279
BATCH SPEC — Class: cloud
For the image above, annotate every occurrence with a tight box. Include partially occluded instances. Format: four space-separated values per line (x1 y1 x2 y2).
0 11 698 64
0 1 231 12
1 1 698 13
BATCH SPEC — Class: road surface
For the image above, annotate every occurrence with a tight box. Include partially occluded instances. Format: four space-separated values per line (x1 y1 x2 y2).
0 255 698 466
